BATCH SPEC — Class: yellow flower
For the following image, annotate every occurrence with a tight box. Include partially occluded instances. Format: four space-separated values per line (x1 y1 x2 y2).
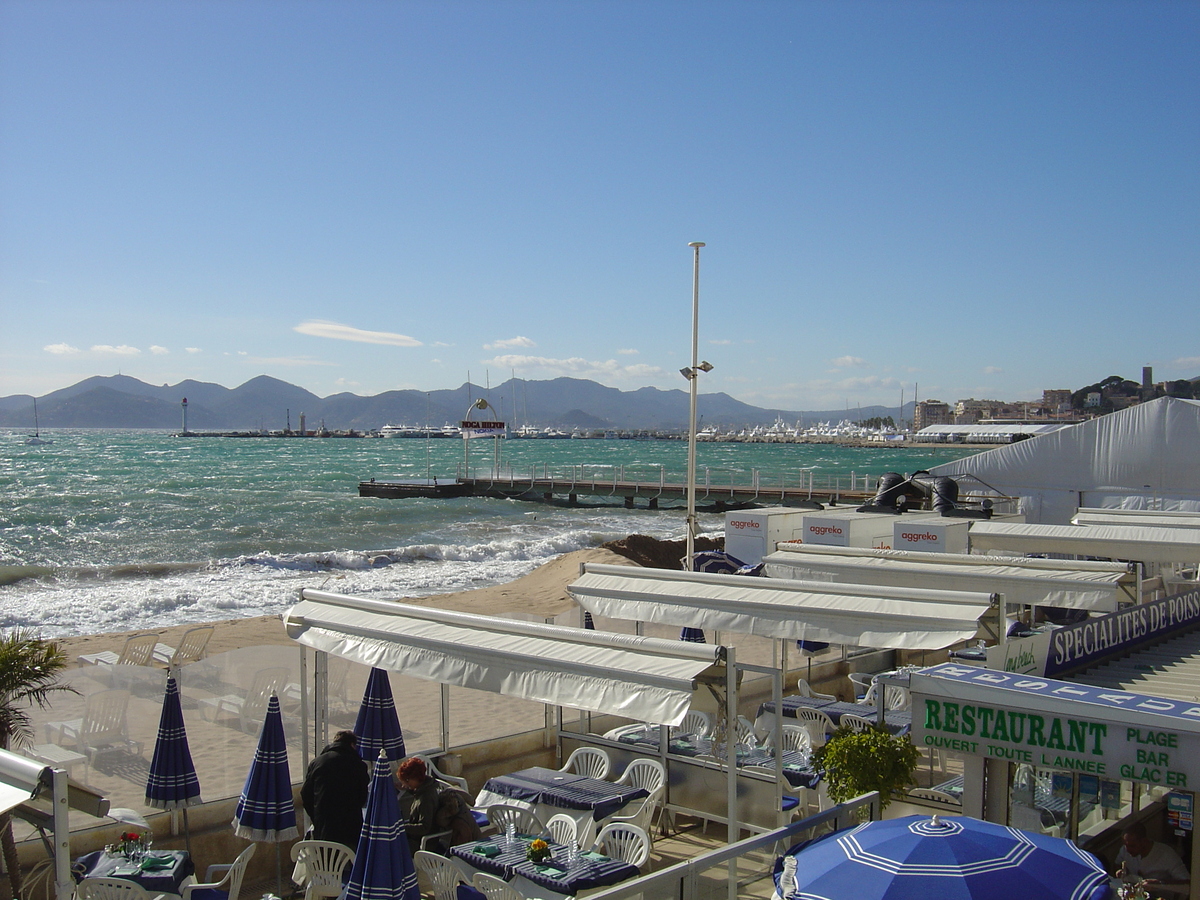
529 839 548 850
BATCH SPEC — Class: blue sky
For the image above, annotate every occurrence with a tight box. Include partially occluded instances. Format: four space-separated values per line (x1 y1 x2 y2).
2 0 1197 411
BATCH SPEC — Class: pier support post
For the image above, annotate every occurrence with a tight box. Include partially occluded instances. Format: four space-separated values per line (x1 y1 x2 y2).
648 498 658 509
624 496 634 509
568 493 577 505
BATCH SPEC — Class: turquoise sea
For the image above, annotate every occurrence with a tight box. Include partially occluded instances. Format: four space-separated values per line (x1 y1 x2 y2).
1 430 979 637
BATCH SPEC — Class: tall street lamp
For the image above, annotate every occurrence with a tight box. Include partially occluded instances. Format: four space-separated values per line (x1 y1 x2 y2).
682 241 713 572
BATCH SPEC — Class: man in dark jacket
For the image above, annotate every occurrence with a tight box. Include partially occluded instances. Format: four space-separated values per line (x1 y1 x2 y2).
300 730 370 850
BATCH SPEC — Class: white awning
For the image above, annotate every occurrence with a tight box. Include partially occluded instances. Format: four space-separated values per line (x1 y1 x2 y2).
285 589 723 726
762 544 1135 611
0 752 48 817
1072 509 1200 530
968 521 1200 565
567 564 996 651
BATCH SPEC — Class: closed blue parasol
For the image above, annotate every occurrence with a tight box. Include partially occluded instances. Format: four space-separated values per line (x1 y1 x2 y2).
354 668 406 765
233 693 298 842
344 750 420 900
774 815 1113 900
679 627 707 643
145 675 201 854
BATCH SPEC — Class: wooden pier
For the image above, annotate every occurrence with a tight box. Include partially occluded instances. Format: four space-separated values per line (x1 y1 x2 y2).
359 472 878 509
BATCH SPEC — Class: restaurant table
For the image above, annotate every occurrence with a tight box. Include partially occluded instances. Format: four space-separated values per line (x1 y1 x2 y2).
451 834 638 899
475 766 648 844
614 726 820 789
72 850 195 898
756 696 912 736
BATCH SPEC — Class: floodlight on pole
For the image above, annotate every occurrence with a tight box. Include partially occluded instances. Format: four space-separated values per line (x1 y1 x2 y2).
686 241 706 573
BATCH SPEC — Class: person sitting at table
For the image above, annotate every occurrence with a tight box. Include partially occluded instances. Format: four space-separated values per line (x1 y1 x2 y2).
300 730 370 851
1115 821 1190 896
395 756 482 854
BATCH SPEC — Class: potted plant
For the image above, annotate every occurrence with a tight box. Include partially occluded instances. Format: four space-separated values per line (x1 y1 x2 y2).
526 838 552 863
811 725 920 812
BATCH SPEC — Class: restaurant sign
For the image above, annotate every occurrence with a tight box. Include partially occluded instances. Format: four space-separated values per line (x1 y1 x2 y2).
983 586 1200 678
911 663 1200 788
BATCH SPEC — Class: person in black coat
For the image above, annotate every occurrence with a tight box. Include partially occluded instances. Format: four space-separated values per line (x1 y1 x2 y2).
300 730 370 850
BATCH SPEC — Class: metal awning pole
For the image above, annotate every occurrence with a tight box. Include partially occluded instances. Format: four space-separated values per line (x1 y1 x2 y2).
52 768 71 900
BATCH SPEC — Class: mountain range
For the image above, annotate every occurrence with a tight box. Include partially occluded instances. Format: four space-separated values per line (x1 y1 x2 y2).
0 374 905 432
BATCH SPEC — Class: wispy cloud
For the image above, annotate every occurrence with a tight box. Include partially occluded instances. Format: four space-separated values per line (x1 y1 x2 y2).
617 348 639 356
983 366 1003 374
1172 356 1200 369
248 355 337 367
484 336 537 350
92 344 141 356
294 320 422 347
186 347 202 354
44 343 80 355
831 356 865 368
709 339 733 346
483 354 665 381
150 345 169 355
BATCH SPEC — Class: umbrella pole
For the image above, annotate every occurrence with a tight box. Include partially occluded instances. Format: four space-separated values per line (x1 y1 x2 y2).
182 808 192 858
276 843 283 895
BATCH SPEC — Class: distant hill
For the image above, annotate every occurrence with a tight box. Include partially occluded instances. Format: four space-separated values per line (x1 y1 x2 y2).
0 374 908 432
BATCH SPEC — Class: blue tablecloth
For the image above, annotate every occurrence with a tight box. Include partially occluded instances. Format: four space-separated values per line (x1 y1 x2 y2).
615 728 820 789
758 696 912 735
73 850 195 897
481 767 647 822
451 837 638 895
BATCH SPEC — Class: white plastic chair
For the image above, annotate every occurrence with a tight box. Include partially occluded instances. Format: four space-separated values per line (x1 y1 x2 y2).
545 813 578 847
153 625 214 669
78 632 159 668
615 758 665 797
559 746 610 780
76 878 159 900
486 804 546 836
604 792 659 836
839 713 875 733
591 823 650 868
199 667 289 733
780 724 812 755
908 788 960 806
46 689 142 768
289 840 356 900
472 872 525 900
670 710 712 739
794 678 837 702
182 844 256 900
848 671 874 701
414 849 464 900
735 715 759 747
792 708 835 747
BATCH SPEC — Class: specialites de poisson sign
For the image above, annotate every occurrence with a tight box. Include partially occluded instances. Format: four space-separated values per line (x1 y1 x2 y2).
911 664 1200 789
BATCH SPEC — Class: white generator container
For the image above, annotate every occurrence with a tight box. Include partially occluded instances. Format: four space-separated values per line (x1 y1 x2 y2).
892 518 973 554
798 508 950 550
723 508 814 565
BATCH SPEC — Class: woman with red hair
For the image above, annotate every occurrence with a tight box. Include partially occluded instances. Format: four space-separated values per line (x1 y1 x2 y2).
395 756 482 853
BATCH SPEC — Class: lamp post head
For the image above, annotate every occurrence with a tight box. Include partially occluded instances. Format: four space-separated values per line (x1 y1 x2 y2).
688 241 705 248
680 367 695 380
697 360 714 373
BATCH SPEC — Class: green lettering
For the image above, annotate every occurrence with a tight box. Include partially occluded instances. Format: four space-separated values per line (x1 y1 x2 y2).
1028 715 1046 748
961 705 976 737
978 706 994 739
1008 712 1027 743
1047 718 1066 751
925 699 942 731
944 702 960 733
1089 722 1107 755
1068 720 1088 753
991 708 1009 742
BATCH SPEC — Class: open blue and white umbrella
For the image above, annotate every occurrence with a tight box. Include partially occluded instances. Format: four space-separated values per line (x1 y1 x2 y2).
145 676 201 853
773 815 1113 900
344 750 420 900
354 668 406 766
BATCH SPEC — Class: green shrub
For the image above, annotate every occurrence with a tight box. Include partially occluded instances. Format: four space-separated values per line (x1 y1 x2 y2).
811 725 920 811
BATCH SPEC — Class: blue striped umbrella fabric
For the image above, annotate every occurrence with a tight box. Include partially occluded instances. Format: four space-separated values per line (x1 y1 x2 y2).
233 694 299 842
679 627 707 643
773 815 1113 900
354 668 406 765
583 611 595 630
146 675 201 809
344 751 420 900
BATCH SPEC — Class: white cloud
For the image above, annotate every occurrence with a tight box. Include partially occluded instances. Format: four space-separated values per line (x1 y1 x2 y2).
484 336 537 351
484 354 665 381
186 347 202 354
150 345 169 355
709 339 732 346
92 344 141 356
430 341 453 348
44 343 80 355
333 377 360 388
294 320 422 347
617 348 639 356
831 356 866 368
1172 356 1200 369
983 366 1003 374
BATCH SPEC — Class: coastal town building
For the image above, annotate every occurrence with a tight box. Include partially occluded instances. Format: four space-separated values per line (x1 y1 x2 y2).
914 399 952 430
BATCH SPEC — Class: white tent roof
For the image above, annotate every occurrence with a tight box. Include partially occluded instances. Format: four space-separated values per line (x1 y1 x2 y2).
284 589 723 726
967 521 1200 565
930 397 1200 524
567 563 996 651
762 543 1134 611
